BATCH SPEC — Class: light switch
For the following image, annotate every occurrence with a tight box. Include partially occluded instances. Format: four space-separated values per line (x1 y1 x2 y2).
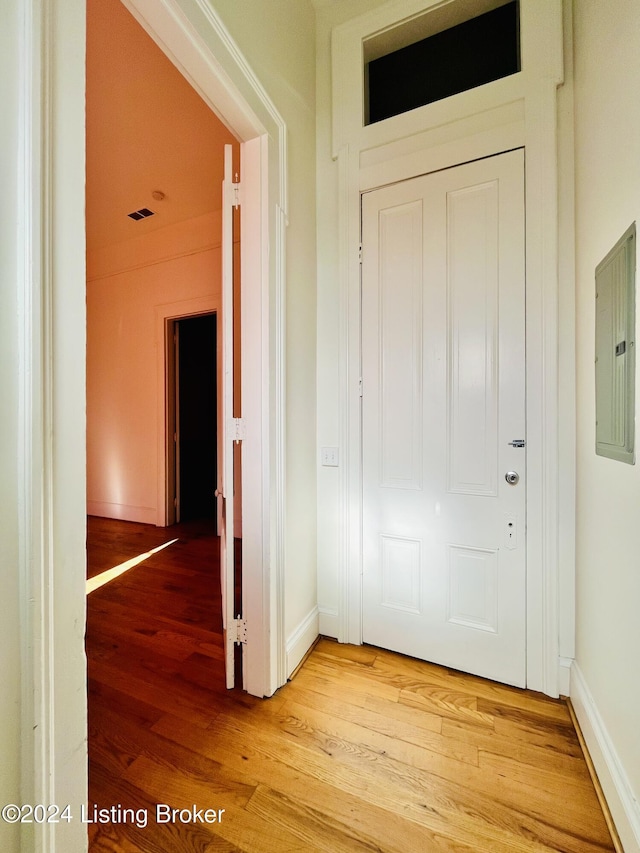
321 446 339 467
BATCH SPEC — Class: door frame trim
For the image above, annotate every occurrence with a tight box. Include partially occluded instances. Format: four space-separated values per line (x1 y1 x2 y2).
330 0 570 697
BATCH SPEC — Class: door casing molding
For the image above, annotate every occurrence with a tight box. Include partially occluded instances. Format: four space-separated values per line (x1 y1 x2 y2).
18 1 288 849
331 0 570 697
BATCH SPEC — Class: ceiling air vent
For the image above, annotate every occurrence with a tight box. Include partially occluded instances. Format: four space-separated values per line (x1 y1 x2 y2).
127 207 155 221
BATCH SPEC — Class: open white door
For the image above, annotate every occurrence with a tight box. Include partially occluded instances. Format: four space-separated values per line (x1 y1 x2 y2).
219 144 236 689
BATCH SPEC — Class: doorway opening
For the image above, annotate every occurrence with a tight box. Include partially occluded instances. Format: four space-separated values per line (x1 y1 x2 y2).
167 313 218 525
84 0 247 822
85 0 246 759
27 0 285 838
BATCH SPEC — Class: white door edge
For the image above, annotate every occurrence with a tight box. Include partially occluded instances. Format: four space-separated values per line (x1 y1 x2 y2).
221 143 236 689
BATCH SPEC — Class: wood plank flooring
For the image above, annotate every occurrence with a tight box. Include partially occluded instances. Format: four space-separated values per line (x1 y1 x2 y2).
86 517 615 853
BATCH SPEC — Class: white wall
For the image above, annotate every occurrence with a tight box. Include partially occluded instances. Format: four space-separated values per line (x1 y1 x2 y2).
314 0 390 638
212 0 319 661
573 1 640 849
0 4 23 850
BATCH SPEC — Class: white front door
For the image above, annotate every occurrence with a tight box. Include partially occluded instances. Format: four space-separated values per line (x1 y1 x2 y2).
361 149 526 688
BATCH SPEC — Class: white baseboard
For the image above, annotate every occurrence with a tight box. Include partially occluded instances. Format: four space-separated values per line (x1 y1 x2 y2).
571 662 640 853
558 656 573 696
87 501 157 525
286 606 319 677
318 606 339 639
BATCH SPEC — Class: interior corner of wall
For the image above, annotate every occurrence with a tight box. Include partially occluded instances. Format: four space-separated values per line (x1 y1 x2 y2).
285 605 319 677
558 655 573 696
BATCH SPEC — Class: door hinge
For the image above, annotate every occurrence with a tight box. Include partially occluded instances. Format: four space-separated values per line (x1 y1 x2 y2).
358 244 362 264
233 175 241 209
358 377 363 397
231 417 246 443
230 616 247 645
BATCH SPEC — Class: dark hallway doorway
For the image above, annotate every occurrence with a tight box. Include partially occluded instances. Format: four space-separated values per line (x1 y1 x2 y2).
175 313 217 522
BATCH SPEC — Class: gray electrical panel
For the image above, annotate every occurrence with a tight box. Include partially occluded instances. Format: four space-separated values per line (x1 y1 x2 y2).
595 223 636 464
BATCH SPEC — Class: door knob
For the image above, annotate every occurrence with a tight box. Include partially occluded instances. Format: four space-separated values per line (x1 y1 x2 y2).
505 471 519 485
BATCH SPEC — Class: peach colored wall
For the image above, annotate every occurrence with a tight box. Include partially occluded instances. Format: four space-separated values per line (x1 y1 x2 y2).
87 212 222 524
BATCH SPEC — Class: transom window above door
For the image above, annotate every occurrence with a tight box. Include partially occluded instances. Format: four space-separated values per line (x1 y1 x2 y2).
364 0 521 125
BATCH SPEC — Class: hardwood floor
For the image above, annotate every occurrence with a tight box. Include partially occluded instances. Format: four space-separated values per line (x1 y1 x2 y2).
86 517 615 853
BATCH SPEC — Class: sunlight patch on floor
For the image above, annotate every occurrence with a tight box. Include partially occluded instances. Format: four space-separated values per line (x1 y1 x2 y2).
86 538 179 595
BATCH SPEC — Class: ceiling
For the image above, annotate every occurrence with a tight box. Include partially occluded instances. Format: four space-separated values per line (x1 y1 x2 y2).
86 0 237 252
